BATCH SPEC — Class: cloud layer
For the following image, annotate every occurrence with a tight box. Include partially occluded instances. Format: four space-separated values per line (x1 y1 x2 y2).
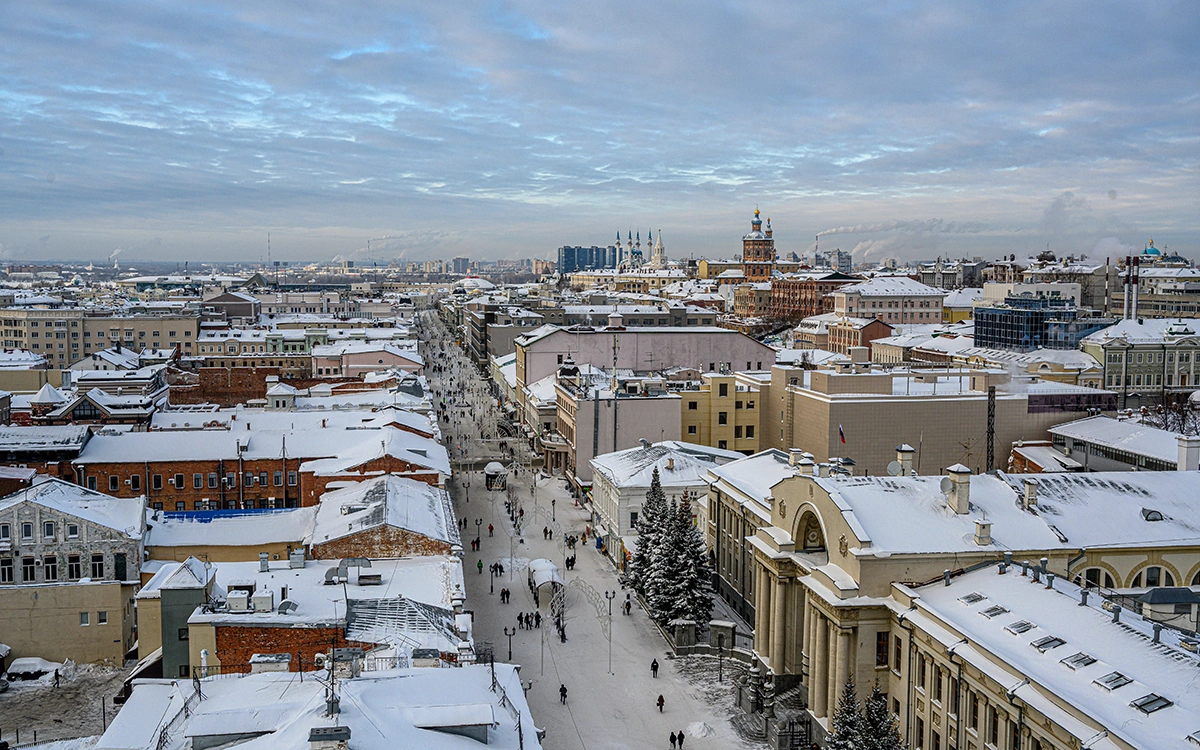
1 1 1197 263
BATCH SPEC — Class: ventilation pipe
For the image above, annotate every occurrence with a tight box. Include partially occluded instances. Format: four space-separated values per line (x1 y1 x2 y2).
896 444 915 476
1112 605 1122 623
945 464 971 514
1023 479 1038 510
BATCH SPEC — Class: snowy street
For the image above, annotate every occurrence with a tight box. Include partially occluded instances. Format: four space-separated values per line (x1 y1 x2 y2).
419 312 761 750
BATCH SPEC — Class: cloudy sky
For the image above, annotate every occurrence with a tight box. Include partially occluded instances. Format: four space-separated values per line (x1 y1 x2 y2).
1 2 1197 264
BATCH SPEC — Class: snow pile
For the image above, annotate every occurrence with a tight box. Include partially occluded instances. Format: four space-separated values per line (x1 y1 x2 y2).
28 737 99 750
686 722 716 738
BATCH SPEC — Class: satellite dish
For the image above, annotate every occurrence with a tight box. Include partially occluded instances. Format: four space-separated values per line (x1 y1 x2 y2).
940 477 954 494
887 461 903 477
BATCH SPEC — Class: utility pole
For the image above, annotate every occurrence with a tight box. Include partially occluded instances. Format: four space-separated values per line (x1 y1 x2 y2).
986 386 996 471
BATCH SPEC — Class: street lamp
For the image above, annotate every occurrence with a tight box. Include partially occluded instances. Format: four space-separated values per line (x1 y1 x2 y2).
551 497 556 521
717 633 726 683
503 626 516 661
605 590 616 675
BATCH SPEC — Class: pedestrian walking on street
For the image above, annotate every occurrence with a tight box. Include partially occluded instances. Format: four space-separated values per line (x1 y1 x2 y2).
534 611 541 628
560 684 568 704
651 659 659 678
488 523 494 537
670 732 678 749
54 668 60 688
477 559 484 575
677 731 685 748
657 694 665 712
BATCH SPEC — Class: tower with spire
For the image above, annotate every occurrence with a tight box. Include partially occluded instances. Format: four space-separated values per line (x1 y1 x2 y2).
741 206 776 282
648 229 668 269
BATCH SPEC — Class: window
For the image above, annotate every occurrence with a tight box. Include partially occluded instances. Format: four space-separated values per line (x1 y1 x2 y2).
130 474 140 491
988 706 999 746
1094 671 1132 691
0 558 12 583
717 440 727 450
260 472 268 486
178 627 190 641
21 522 32 539
208 473 218 489
108 475 119 492
274 471 284 486
688 401 697 410
44 556 57 580
747 400 755 409
736 400 743 410
43 520 55 538
152 474 162 490
173 473 184 488
876 632 890 667
980 605 1009 618
719 383 728 397
1132 565 1174 587
1005 620 1036 634
98 611 108 625
1061 652 1096 670
917 656 926 689
0 523 8 540
193 473 203 489
687 425 697 435
175 501 185 511
287 471 297 486
1130 693 1173 714
245 472 255 486
21 557 35 581
1080 567 1114 589
893 635 903 671
718 412 728 425
1032 635 1065 652
80 611 89 626
916 717 925 750
735 426 743 438
91 554 104 578
67 523 78 538
68 555 81 579
746 425 755 438
970 692 980 730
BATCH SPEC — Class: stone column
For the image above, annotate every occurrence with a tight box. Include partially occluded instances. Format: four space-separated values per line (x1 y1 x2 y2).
812 612 829 718
826 620 837 718
834 627 852 699
801 593 812 679
771 576 787 674
755 564 771 662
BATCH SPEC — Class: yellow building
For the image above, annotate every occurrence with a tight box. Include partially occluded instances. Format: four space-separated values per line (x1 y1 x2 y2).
680 373 761 454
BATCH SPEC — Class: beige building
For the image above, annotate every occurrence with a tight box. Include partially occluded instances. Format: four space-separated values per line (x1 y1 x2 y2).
720 455 1200 748
679 373 762 454
832 275 945 326
762 364 1117 475
0 307 199 368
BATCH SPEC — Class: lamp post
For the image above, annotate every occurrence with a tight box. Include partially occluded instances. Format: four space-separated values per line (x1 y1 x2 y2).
503 626 516 661
605 590 616 675
551 497 556 522
717 633 726 682
490 563 496 594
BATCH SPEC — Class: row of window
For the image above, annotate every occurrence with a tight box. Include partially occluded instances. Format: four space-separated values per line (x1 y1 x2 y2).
150 497 292 511
89 471 297 492
0 520 79 541
1107 351 1193 365
0 553 105 583
685 424 755 439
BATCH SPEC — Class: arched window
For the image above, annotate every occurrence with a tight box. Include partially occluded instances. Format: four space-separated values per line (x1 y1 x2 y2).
1191 570 1200 587
1074 568 1114 589
796 511 825 552
1131 566 1174 588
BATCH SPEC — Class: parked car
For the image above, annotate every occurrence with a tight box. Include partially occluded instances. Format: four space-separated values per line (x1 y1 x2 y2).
6 657 62 681
0 677 9 693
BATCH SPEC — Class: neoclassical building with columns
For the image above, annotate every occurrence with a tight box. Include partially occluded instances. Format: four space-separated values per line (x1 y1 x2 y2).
709 447 1200 748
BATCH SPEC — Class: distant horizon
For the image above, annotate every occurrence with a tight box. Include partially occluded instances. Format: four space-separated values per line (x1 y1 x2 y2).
2 3 1196 264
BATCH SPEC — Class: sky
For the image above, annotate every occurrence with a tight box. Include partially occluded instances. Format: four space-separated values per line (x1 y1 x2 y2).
0 1 1197 265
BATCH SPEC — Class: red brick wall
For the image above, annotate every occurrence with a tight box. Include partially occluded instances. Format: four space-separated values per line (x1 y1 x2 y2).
312 526 451 559
170 367 283 406
76 457 306 510
213 624 376 673
302 455 441 505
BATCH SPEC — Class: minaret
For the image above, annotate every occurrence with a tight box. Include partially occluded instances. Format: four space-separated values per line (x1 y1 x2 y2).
616 230 624 265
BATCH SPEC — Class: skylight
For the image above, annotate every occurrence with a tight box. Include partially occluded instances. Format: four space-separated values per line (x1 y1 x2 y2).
1031 635 1065 652
1005 620 1036 634
1130 693 1173 714
980 605 1009 619
959 592 986 604
1094 672 1132 691
1060 652 1096 670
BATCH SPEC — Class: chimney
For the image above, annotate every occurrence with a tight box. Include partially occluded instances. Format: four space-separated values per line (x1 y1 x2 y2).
1080 589 1089 607
1112 605 1122 623
945 464 971 514
309 726 350 749
943 569 951 586
259 552 270 573
607 312 623 328
666 457 675 471
1023 479 1038 510
896 444 915 476
288 549 306 569
1177 434 1200 471
973 518 992 546
788 448 805 466
817 463 831 478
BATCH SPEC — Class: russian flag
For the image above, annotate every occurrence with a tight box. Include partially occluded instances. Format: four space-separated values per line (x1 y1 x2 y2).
838 424 846 444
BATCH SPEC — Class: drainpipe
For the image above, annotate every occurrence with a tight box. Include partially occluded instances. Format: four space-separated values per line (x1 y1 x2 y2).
898 606 918 750
947 638 968 750
1065 548 1087 583
1006 678 1030 750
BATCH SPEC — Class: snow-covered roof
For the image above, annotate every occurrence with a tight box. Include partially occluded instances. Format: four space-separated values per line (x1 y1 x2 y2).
97 664 535 750
1081 318 1200 346
313 475 459 547
1048 415 1182 465
813 470 1200 555
913 564 1200 750
0 478 144 540
0 424 90 452
708 449 801 512
941 288 984 307
775 348 848 366
590 440 743 490
30 382 67 404
839 276 944 297
145 508 318 549
0 349 47 370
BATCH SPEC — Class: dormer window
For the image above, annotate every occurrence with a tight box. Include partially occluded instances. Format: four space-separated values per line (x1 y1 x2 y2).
1005 620 1036 635
1094 671 1132 691
1130 693 1172 714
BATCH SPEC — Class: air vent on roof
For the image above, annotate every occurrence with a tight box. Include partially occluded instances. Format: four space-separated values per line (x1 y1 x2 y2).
1187 729 1200 747
1094 672 1132 691
980 605 1009 619
1060 652 1096 670
959 592 986 605
1141 508 1164 522
1006 621 1036 635
1031 635 1065 652
1130 693 1173 714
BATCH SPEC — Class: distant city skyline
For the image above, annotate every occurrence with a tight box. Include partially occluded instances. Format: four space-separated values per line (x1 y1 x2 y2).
1 2 1196 264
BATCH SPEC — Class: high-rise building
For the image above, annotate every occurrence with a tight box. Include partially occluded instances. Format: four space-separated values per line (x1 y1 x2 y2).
452 257 470 274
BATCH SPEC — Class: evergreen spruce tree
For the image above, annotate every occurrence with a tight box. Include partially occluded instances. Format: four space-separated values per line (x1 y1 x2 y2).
825 680 863 750
860 683 905 750
646 497 686 623
628 467 667 596
676 493 714 625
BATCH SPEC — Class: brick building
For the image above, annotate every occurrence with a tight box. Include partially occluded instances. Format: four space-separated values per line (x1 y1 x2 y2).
768 271 860 322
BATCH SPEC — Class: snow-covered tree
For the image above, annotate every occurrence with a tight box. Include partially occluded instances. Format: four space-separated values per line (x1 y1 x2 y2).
646 497 686 622
860 683 905 750
628 467 668 596
675 492 714 624
825 681 863 750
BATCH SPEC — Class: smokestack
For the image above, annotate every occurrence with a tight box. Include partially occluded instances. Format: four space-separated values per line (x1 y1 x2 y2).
1132 255 1141 318
1123 255 1131 320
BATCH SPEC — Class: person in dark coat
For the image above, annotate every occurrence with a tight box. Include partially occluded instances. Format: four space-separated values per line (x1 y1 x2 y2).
651 659 659 677
657 694 665 712
560 684 568 704
670 732 677 749
677 731 685 748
